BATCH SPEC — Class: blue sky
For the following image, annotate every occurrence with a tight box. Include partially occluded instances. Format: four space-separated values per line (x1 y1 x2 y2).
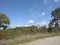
0 0 60 28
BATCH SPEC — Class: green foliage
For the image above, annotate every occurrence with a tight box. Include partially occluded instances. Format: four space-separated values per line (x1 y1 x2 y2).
38 26 48 33
52 8 60 19
52 27 60 32
0 28 22 40
48 27 52 33
49 8 60 27
48 8 60 32
0 26 47 40
0 25 60 40
0 14 10 30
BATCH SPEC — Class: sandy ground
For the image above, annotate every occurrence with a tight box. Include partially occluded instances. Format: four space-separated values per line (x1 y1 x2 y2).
19 36 60 45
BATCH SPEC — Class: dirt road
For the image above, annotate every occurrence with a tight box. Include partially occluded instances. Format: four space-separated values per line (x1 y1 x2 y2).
19 36 60 45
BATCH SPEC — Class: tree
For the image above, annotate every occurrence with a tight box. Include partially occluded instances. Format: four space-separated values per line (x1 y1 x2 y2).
51 8 60 27
0 14 10 30
48 8 60 32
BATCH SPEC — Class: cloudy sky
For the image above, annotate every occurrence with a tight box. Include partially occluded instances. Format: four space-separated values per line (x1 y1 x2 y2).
0 0 60 27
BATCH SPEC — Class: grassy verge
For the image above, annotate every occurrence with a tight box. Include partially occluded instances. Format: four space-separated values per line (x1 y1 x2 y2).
1 32 60 45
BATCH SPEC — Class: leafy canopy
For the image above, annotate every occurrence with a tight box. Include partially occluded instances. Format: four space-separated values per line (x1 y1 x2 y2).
52 8 60 19
0 14 10 30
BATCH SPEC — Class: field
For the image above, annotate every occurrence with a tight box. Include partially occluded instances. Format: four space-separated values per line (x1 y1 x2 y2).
0 27 60 45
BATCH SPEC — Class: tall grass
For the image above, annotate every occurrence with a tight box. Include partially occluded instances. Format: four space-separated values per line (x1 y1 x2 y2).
0 26 60 40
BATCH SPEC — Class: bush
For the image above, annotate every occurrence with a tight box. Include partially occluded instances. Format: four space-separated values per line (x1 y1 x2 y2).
0 26 60 40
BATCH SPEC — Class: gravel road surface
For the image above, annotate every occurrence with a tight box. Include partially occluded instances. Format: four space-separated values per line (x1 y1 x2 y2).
19 36 60 45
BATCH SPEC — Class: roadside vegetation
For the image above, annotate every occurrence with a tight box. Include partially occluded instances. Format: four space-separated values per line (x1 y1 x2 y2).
0 8 60 45
0 26 60 45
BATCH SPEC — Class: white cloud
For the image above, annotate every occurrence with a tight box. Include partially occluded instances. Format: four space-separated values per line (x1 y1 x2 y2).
24 25 30 27
16 25 20 27
43 0 60 4
15 23 24 27
54 0 60 2
30 7 46 19
39 12 46 16
38 21 48 27
41 12 45 16
40 21 47 26
28 20 34 23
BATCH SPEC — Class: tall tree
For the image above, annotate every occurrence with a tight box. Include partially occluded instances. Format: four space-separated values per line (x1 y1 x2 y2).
48 8 60 32
51 8 60 27
0 14 10 30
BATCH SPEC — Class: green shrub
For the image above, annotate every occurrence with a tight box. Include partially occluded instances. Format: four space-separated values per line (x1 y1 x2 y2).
0 26 60 40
